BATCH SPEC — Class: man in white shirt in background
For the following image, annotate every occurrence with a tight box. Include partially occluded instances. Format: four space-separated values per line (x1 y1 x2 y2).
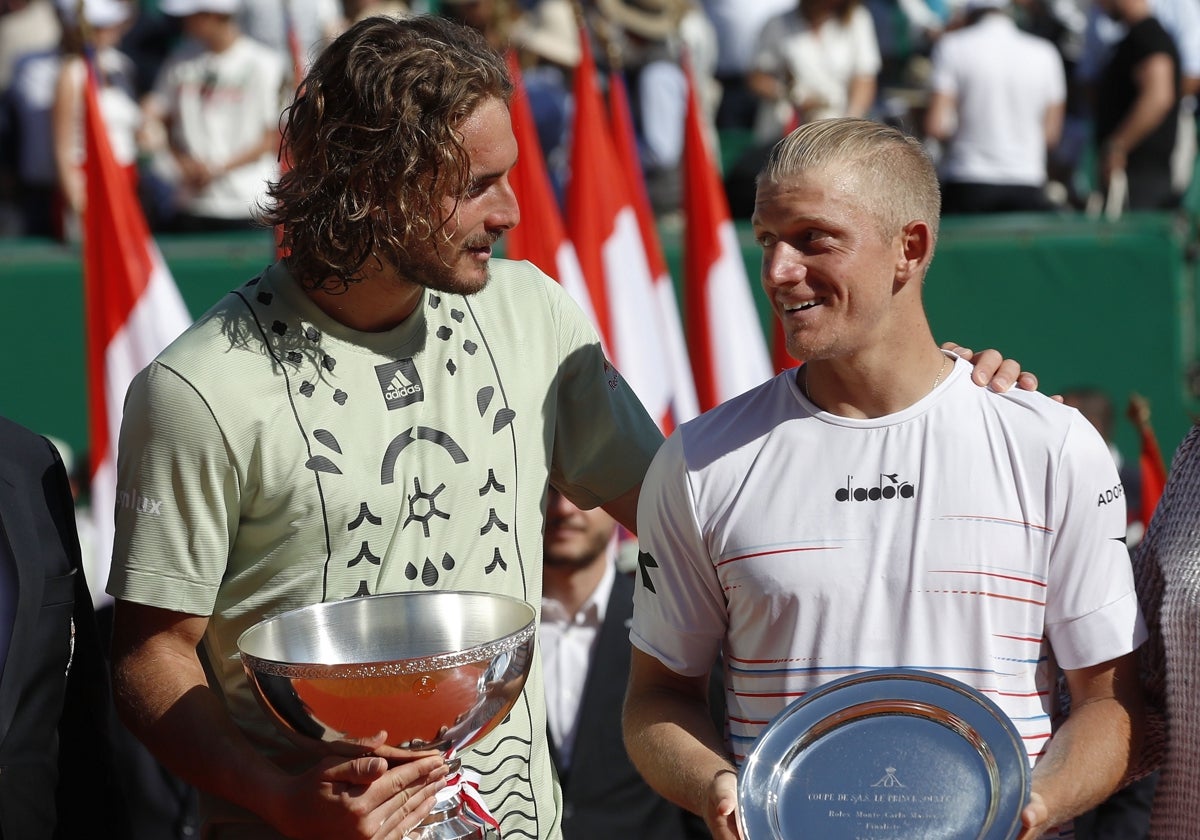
142 0 286 232
924 0 1067 212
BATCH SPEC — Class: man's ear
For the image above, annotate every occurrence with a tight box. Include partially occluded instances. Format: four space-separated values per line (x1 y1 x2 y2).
895 220 933 284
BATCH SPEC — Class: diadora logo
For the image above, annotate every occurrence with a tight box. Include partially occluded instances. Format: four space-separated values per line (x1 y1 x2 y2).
835 473 916 502
375 358 424 410
116 487 164 515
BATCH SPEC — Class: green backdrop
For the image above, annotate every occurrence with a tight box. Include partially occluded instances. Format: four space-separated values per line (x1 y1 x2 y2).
2 210 1197 471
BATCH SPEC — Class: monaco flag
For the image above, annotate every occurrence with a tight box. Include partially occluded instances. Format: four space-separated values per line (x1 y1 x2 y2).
681 62 772 411
607 70 699 429
566 33 674 431
502 52 599 332
83 62 192 607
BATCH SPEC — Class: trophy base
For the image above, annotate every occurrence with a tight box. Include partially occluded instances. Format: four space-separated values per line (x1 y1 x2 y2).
408 794 491 840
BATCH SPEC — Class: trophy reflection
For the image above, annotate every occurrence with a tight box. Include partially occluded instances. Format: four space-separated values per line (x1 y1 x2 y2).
237 591 537 839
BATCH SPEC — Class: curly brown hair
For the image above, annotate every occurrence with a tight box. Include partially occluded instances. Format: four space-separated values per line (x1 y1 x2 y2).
262 15 514 292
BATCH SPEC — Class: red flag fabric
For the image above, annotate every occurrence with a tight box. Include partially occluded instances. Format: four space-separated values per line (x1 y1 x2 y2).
606 69 699 429
1138 418 1168 528
503 52 599 331
565 32 675 431
1126 393 1168 529
681 62 771 412
83 62 192 606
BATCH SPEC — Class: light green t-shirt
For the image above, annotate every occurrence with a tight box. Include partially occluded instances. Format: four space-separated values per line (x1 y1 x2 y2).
109 259 663 839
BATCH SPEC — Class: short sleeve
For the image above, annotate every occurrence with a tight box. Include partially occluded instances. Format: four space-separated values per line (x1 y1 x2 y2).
629 431 727 677
108 361 239 615
1044 411 1148 669
544 273 663 511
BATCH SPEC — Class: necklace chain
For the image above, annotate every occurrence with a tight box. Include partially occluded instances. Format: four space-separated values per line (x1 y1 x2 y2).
803 354 951 405
930 354 950 390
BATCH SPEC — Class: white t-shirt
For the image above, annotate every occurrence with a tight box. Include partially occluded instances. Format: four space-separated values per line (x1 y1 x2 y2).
149 35 286 220
929 13 1066 186
631 356 1145 803
753 5 882 123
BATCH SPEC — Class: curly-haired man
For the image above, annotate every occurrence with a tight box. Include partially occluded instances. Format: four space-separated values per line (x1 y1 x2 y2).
106 15 663 840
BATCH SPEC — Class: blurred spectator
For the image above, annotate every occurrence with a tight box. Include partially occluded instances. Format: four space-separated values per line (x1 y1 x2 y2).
118 4 183 95
0 0 60 91
1092 0 1182 210
140 0 286 232
746 0 883 144
438 0 514 49
1 0 66 237
0 0 60 236
864 0 945 95
593 0 718 216
722 0 882 215
237 0 343 79
698 0 793 129
51 0 141 242
1078 0 1199 95
508 0 578 204
3 48 60 237
1011 0 1091 205
924 0 1067 212
341 0 409 25
541 486 713 840
1079 0 1197 201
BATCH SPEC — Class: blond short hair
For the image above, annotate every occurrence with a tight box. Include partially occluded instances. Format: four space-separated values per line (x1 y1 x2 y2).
757 118 941 248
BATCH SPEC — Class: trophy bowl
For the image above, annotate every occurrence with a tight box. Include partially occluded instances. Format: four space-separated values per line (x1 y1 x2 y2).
237 590 537 839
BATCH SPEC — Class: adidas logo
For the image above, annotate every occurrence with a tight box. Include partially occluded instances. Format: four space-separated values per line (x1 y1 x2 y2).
374 359 424 409
386 368 421 401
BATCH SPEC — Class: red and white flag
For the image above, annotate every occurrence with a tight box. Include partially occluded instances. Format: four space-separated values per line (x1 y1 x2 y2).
566 32 674 431
681 63 771 411
83 62 192 607
607 70 698 429
502 52 598 332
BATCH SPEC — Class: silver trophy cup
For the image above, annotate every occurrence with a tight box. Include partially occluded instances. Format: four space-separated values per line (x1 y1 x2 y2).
237 591 537 839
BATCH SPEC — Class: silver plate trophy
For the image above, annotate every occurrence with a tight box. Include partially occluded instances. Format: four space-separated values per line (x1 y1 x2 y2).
738 669 1030 840
237 591 537 840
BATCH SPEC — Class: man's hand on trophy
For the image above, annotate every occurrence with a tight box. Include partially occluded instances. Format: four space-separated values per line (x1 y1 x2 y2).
267 738 449 839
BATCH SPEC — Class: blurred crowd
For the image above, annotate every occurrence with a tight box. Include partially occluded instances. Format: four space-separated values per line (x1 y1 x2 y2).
1 0 1196 243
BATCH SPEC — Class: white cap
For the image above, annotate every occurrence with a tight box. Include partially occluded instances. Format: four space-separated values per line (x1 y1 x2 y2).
56 0 131 28
509 0 580 67
159 0 240 16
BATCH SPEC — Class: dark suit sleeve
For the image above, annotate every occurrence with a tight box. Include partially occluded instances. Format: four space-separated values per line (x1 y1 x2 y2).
38 438 134 839
0 420 133 839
